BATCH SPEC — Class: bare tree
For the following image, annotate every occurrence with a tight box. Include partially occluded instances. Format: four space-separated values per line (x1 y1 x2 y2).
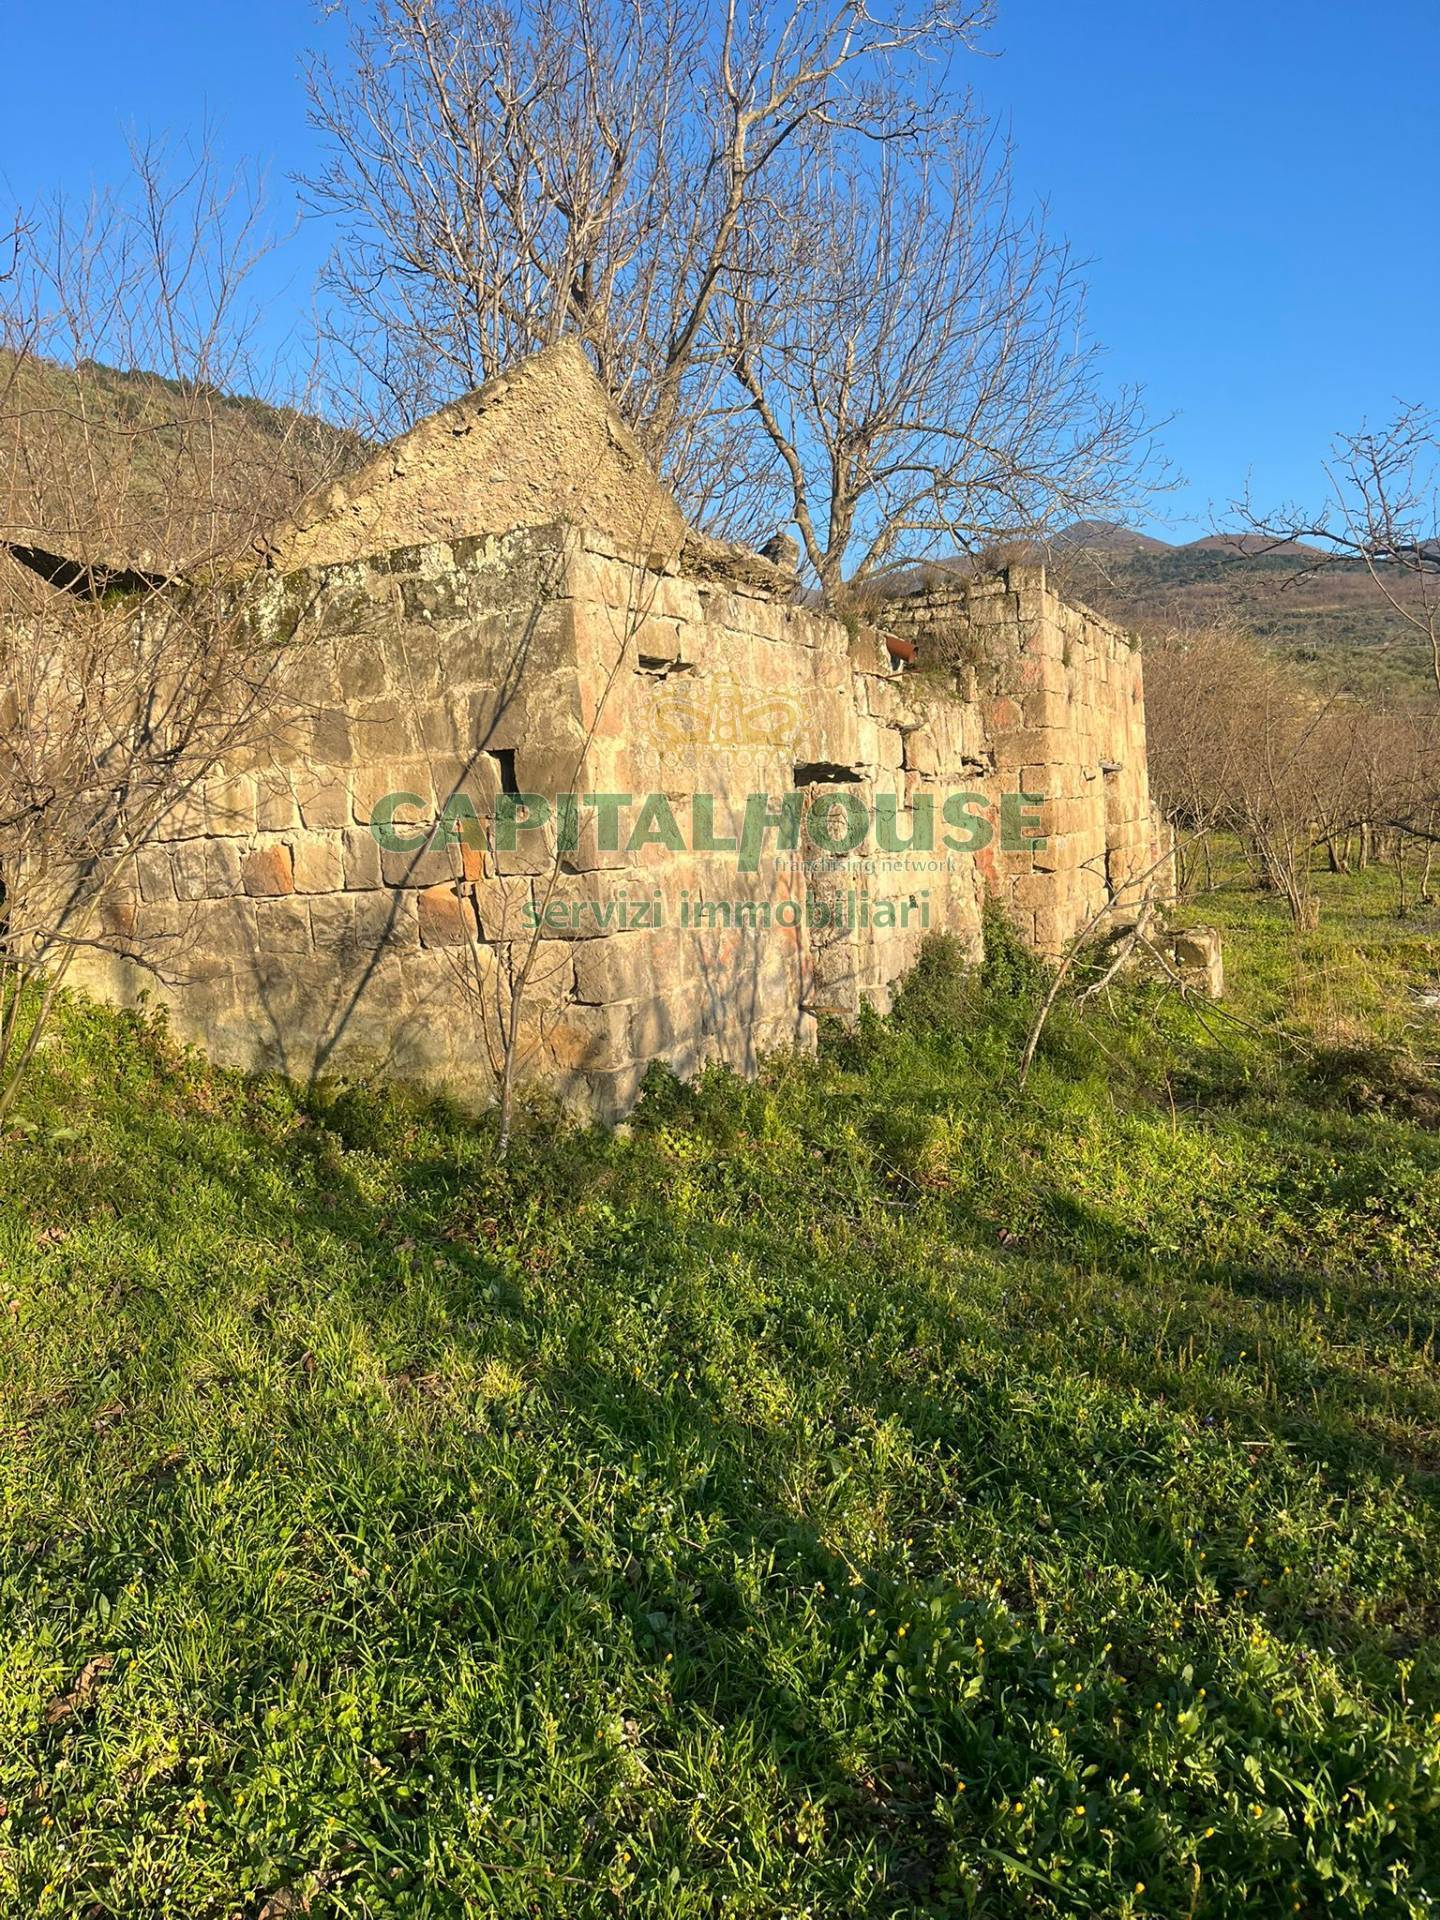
1144 619 1273 889
1318 702 1440 890
303 0 990 397
1239 408 1440 698
722 123 1159 601
0 144 353 1119
1145 621 1329 925
310 0 1166 549
1146 613 1440 927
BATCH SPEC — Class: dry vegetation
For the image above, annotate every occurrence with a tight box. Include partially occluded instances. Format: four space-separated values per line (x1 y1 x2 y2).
0 146 361 1117
1144 618 1440 926
0 350 363 578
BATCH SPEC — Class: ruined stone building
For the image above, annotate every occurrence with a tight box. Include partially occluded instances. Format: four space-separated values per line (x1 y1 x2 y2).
20 342 1169 1115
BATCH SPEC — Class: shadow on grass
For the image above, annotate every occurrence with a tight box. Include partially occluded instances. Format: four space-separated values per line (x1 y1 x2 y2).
8 995 1440 1913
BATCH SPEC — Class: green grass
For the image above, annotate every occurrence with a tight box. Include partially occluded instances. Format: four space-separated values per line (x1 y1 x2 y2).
2 867 1439 1917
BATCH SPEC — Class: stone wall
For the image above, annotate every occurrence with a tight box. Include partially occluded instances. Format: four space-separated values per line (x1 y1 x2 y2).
48 527 1168 1116
882 573 1165 948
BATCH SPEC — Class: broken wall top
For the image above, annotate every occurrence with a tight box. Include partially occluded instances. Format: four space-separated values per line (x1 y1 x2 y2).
258 340 690 575
881 561 1139 656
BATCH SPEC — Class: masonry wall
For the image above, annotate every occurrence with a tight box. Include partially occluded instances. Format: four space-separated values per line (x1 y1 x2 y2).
49 532 1166 1117
883 573 1164 949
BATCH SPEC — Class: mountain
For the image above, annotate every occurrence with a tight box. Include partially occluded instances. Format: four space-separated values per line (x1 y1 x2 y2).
1053 518 1174 555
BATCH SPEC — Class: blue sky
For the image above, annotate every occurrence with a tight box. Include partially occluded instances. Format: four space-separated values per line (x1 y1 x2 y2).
2 0 1435 540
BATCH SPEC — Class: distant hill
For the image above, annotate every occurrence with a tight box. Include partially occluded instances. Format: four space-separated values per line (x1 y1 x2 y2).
1052 518 1173 556
0 354 366 576
1180 532 1328 560
1056 539 1437 701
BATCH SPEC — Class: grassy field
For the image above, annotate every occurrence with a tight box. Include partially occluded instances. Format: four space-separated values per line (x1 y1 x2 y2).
2 863 1439 1917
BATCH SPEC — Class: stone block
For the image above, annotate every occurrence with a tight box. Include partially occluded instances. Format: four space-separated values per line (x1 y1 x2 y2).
174 837 243 901
492 819 559 879
307 707 354 765
338 636 389 700
242 843 295 897
350 762 433 829
350 698 420 761
544 1002 632 1075
417 882 479 948
341 827 382 890
381 839 458 889
205 772 257 837
571 930 673 1005
510 739 590 803
901 724 943 779
206 896 265 952
129 901 188 950
1011 871 1057 911
473 873 535 941
156 785 208 840
1169 925 1224 999
1022 689 1070 729
628 992 691 1059
291 832 345 894
253 897 313 955
135 845 176 904
413 694 469 756
254 768 301 833
402 942 498 1015
294 769 351 831
99 893 140 942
